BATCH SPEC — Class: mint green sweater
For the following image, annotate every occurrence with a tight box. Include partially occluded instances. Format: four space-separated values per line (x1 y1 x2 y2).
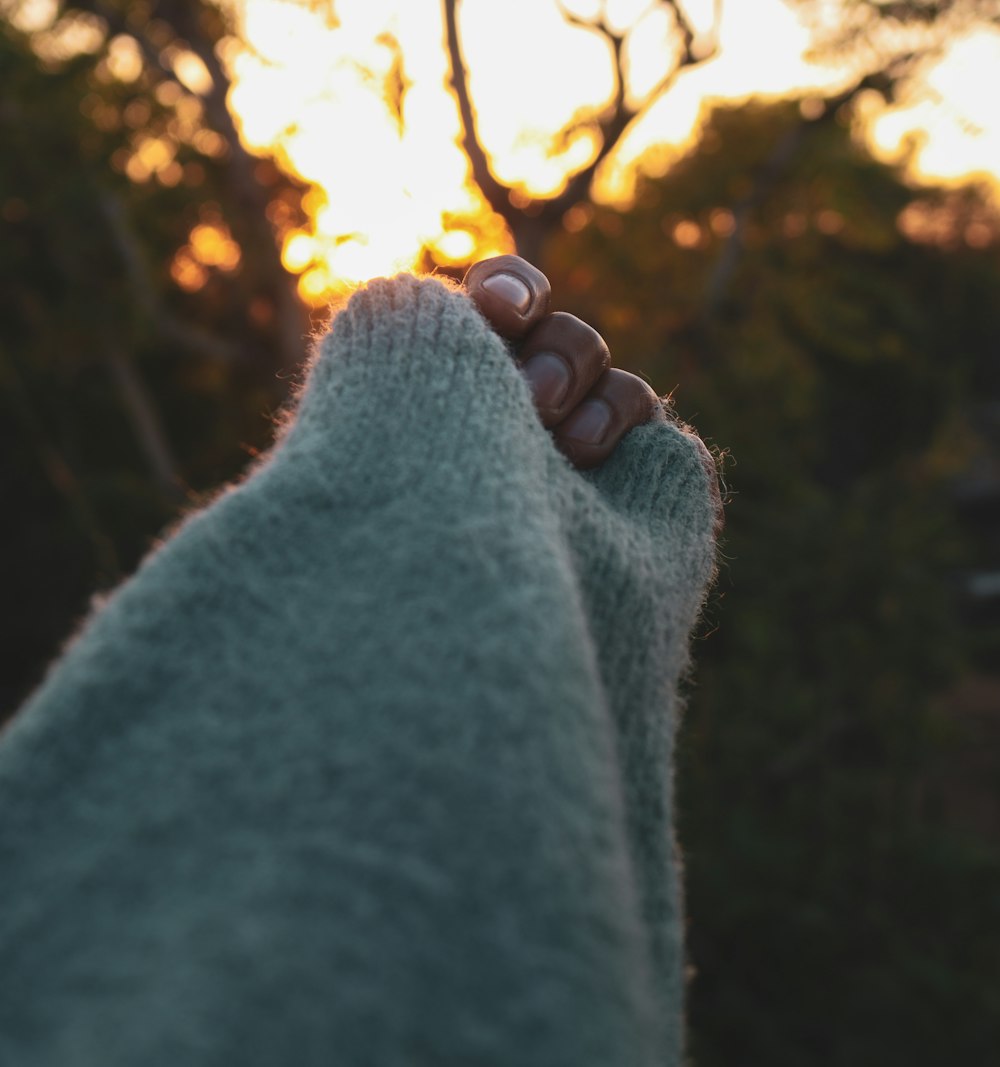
0 274 718 1066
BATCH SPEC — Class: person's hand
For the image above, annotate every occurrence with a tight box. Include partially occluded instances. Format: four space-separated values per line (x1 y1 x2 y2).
464 255 660 472
464 255 723 534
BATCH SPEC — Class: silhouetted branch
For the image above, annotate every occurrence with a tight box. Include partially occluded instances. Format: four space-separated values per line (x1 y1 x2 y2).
443 0 723 260
662 0 697 62
442 0 511 221
643 0 724 110
538 0 719 225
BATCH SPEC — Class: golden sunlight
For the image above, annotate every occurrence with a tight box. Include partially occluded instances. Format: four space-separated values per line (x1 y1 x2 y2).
868 28 1000 187
214 0 1000 304
171 213 242 291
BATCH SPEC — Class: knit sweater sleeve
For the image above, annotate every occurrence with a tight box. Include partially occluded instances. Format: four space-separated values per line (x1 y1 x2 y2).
0 274 718 1067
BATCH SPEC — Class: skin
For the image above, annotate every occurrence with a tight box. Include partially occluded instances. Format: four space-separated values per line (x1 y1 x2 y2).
463 255 661 471
463 255 724 536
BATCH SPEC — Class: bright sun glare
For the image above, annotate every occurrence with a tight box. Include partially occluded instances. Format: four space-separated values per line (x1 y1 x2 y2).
227 0 846 301
16 0 999 302
220 0 1000 303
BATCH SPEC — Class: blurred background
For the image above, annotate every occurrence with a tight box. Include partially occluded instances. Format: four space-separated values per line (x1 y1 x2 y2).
1 0 998 1062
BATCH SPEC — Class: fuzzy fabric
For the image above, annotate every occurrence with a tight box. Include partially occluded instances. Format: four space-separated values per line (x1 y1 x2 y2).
0 274 719 1067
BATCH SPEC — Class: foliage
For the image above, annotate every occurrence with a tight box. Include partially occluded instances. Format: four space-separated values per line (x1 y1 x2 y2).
2 6 1000 1063
0 6 308 711
546 97 1000 1066
788 0 1000 93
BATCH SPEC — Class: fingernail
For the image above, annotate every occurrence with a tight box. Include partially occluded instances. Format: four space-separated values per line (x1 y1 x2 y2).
561 399 613 445
480 272 532 313
521 351 571 410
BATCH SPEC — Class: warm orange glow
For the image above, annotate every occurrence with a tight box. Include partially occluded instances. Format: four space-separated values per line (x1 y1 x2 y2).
897 197 999 249
171 251 209 292
171 215 242 289
281 232 316 273
866 28 1000 193
435 228 477 264
219 0 854 303
672 220 703 249
170 49 214 96
816 209 845 236
190 221 242 270
223 0 999 300
709 208 736 237
22 0 997 301
105 33 143 82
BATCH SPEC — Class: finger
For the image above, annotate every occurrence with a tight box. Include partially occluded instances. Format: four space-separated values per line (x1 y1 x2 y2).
517 312 611 427
463 255 551 341
553 369 660 471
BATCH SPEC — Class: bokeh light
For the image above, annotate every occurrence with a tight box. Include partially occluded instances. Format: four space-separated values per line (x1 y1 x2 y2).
209 0 1000 304
14 0 997 301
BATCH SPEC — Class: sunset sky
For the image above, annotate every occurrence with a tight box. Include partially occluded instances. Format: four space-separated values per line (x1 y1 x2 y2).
219 0 1000 301
14 0 1000 300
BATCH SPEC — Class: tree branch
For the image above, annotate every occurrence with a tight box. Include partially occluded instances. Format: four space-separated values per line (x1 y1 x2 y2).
662 0 697 62
442 0 512 223
645 0 721 104
442 0 725 259
539 0 720 225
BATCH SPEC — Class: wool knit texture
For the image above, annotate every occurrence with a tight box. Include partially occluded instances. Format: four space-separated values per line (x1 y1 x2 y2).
0 274 718 1067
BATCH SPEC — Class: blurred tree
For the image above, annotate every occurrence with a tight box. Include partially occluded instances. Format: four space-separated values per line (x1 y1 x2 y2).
544 95 1000 1067
0 3 310 713
443 0 722 264
785 0 1000 626
443 0 1000 269
34 0 310 369
789 0 1000 91
2 5 999 1062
